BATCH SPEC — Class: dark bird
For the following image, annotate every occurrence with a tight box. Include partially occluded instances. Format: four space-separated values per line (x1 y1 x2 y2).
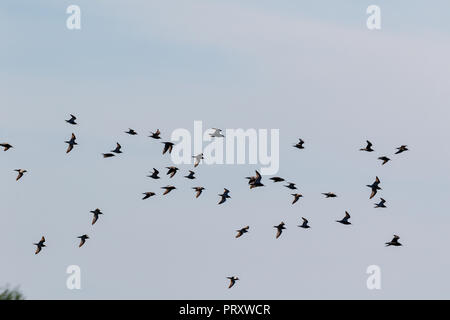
227 276 239 289
147 168 160 179
249 170 264 189
270 176 285 183
274 222 286 239
322 192 337 198
374 198 387 208
218 188 231 204
184 170 196 179
149 129 161 139
193 187 205 198
0 143 13 151
291 193 303 204
192 153 204 168
65 114 77 125
235 226 249 238
298 217 310 229
285 182 297 190
90 208 103 225
111 142 122 154
166 166 179 178
385 235 402 247
293 138 305 149
360 140 374 152
14 169 27 181
395 145 408 154
102 153 115 158
65 133 77 153
378 156 391 165
161 185 176 195
367 176 381 199
162 142 174 154
142 192 156 200
33 236 46 255
77 235 89 248
125 128 137 135
336 211 351 225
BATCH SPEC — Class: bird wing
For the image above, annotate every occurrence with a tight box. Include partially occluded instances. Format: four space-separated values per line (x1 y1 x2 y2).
92 214 98 225
66 144 73 153
370 189 377 199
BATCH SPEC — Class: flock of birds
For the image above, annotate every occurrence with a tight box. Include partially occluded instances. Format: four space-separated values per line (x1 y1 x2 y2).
1 114 409 289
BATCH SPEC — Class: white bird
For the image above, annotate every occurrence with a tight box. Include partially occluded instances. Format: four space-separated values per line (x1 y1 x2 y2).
209 128 224 138
192 153 204 167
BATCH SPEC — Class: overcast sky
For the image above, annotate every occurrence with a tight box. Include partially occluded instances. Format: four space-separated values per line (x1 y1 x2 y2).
1 0 450 299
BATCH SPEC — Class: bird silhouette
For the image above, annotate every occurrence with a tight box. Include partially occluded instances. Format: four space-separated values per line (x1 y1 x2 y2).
162 142 174 154
193 187 205 198
395 145 408 154
125 128 137 135
90 208 103 225
184 170 196 179
385 235 402 247
270 176 285 183
65 114 77 125
235 226 249 238
378 156 390 165
291 193 303 204
142 192 156 200
274 222 286 239
367 176 381 199
102 153 115 158
65 133 77 153
149 129 161 139
166 166 179 178
249 170 264 189
111 143 122 154
33 236 46 255
14 169 27 181
374 198 387 208
322 192 337 198
77 235 89 248
227 276 239 288
0 143 13 151
336 211 351 225
218 188 231 204
360 140 374 152
293 138 305 149
298 217 310 229
161 186 176 195
285 182 297 190
147 168 160 179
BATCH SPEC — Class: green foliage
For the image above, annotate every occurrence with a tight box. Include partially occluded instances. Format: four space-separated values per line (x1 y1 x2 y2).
0 286 25 300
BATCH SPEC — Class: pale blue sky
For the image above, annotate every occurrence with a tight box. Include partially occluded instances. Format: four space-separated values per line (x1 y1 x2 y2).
1 1 450 299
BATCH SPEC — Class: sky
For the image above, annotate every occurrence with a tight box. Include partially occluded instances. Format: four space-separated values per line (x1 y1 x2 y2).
1 0 450 299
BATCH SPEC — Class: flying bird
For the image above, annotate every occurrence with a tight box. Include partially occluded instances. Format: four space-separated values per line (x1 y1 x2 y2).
249 171 264 189
235 226 249 238
184 170 196 180
33 236 46 255
227 276 239 289
147 168 160 179
111 143 122 154
291 193 303 204
166 166 179 178
161 185 176 195
367 176 381 199
14 169 27 181
270 177 285 183
285 182 297 190
336 211 351 225
293 138 305 149
395 145 408 154
322 192 337 198
274 222 286 239
210 128 224 138
218 188 231 205
192 153 204 167
374 198 387 208
149 129 161 139
0 143 13 151
102 153 115 158
378 156 391 165
385 235 402 247
193 187 205 198
65 114 77 125
298 217 310 229
65 133 77 153
77 235 89 248
142 192 156 200
90 208 103 225
162 142 174 155
125 128 137 135
360 140 374 152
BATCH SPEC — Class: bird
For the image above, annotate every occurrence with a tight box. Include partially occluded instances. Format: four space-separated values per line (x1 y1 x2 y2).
149 129 161 139
270 176 285 183
111 143 122 154
293 138 305 149
77 235 89 248
291 193 303 204
90 208 103 225
142 192 156 200
210 128 224 138
227 276 239 289
65 133 77 153
360 140 374 152
374 198 387 208
322 192 337 198
378 156 391 165
367 176 381 199
14 169 27 181
184 170 196 179
33 236 46 255
102 153 115 158
162 142 174 155
125 128 137 135
336 211 351 225
385 235 402 247
192 153 204 167
218 188 231 204
249 170 264 189
147 168 160 179
285 182 297 190
235 226 249 238
274 222 286 239
395 145 408 154
166 166 179 178
298 217 310 229
193 187 205 198
161 185 176 195
65 114 77 125
0 143 13 151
